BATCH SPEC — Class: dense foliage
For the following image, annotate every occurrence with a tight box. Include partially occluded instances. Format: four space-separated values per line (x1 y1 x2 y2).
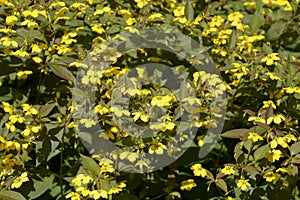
0 0 299 199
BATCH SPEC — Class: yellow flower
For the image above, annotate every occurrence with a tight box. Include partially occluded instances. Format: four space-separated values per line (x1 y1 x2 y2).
228 12 244 30
236 178 251 191
209 16 224 27
180 179 197 191
126 17 137 25
151 95 174 107
31 126 41 133
65 192 81 200
134 0 150 8
147 13 164 21
69 62 88 68
263 171 280 182
284 134 297 143
248 116 266 124
20 20 39 29
11 172 29 189
61 32 77 45
5 122 16 132
247 132 263 142
6 15 18 26
0 28 16 34
0 37 18 47
76 187 90 197
31 44 42 53
269 137 288 149
161 121 176 131
173 6 185 17
265 72 282 81
110 106 130 117
22 104 38 115
72 174 93 187
91 24 105 34
21 127 31 137
94 105 109 115
261 53 280 65
32 56 43 63
89 190 108 199
173 17 189 25
197 135 204 147
118 9 131 19
265 149 282 163
117 182 126 188
132 111 149 122
148 142 167 154
226 197 235 200
9 114 25 123
120 152 138 163
124 26 139 34
267 114 285 125
12 50 30 58
263 100 276 109
54 7 69 19
191 163 207 177
228 11 243 22
244 2 256 7
2 102 13 114
80 118 96 128
220 165 235 175
108 187 122 195
276 168 291 175
49 2 66 9
70 2 88 9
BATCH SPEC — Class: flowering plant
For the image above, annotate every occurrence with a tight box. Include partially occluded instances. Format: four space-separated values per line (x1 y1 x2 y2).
0 0 299 199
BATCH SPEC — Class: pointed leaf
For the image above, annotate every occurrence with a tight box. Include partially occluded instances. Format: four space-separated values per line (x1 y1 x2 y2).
28 176 54 199
215 179 227 193
80 154 100 177
254 144 270 161
222 129 249 139
39 103 56 118
291 142 300 155
185 0 194 23
48 63 75 83
0 190 26 200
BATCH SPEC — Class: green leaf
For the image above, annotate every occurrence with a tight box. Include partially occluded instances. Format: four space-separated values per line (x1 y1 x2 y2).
243 165 259 175
265 105 274 121
291 142 300 155
35 138 51 166
254 144 270 161
215 179 227 193
262 43 273 54
0 190 26 200
99 179 111 191
228 29 237 50
48 63 75 83
266 21 286 41
243 140 252 152
28 176 54 199
80 154 100 177
249 0 265 32
107 25 120 34
221 129 249 139
185 0 194 23
39 103 56 118
205 169 214 180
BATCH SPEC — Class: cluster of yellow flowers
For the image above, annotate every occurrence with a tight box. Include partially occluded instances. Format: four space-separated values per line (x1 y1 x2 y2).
0 0 299 199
